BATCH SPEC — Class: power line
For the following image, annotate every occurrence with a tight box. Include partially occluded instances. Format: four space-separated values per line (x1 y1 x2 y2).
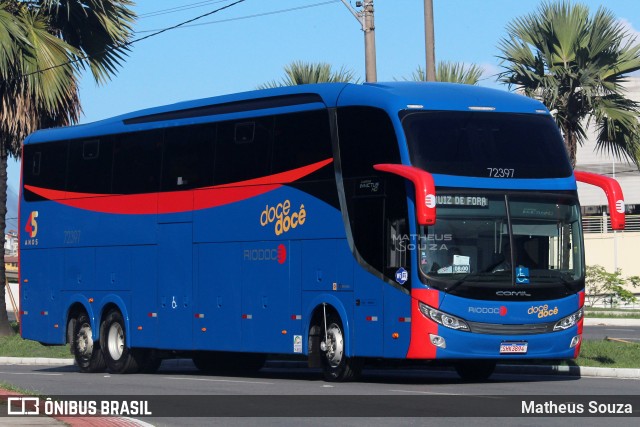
11 0 247 82
138 0 232 19
135 0 340 34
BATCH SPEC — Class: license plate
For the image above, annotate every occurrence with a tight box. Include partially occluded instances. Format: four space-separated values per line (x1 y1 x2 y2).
500 341 528 354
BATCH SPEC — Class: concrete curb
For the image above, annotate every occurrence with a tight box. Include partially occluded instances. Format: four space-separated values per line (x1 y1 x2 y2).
0 357 72 366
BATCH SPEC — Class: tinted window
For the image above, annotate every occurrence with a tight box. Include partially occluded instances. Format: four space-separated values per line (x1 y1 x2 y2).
67 139 113 194
337 107 409 286
339 107 401 179
214 117 272 184
23 141 68 200
402 111 573 178
112 130 162 194
162 124 215 191
272 110 333 181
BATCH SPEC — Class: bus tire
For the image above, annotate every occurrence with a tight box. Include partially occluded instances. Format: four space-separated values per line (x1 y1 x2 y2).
72 313 106 373
454 360 496 381
321 313 361 382
100 310 141 374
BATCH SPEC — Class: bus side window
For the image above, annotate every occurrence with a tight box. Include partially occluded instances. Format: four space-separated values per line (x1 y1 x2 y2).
68 139 112 194
112 130 162 195
272 110 333 181
162 124 215 191
32 152 42 176
338 107 409 286
23 141 68 201
214 117 273 185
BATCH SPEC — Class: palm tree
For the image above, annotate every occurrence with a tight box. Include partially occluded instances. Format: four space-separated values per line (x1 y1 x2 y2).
258 60 358 88
405 62 484 85
497 1 640 168
0 0 135 336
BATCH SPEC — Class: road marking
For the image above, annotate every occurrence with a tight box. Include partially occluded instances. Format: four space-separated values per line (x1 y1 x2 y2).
0 371 63 376
164 376 273 385
389 390 504 398
604 329 634 332
389 390 466 395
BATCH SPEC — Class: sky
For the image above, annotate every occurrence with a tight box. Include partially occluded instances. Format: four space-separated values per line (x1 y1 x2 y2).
6 0 640 231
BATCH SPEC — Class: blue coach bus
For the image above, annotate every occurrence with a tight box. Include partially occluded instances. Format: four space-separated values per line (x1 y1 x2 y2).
19 82 625 381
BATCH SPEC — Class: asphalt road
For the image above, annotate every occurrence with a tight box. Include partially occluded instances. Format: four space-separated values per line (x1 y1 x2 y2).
0 362 638 426
583 324 640 342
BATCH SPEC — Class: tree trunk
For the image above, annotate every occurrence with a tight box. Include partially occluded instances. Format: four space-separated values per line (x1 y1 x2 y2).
563 126 578 169
0 149 15 336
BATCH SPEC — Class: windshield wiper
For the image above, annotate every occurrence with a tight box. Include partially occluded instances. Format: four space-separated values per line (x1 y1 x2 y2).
529 271 576 292
444 273 496 293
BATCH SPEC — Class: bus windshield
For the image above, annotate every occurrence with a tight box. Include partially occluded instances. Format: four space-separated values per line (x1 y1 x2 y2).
402 111 573 179
418 193 584 290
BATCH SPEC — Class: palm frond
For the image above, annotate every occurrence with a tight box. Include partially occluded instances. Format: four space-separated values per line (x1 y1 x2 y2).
497 0 640 167
258 61 358 89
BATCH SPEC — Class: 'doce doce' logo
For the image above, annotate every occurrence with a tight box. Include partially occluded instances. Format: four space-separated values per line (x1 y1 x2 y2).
260 200 306 235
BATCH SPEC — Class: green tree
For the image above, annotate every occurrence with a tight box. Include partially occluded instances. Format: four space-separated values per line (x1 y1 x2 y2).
0 0 135 336
497 1 640 168
258 60 358 88
585 265 639 307
405 61 484 85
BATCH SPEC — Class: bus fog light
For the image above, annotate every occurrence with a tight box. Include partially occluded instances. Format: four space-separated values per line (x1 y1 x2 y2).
570 335 581 348
430 334 446 348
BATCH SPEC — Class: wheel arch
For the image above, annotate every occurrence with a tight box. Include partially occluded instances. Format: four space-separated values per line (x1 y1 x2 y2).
98 295 131 347
304 294 352 357
65 297 96 345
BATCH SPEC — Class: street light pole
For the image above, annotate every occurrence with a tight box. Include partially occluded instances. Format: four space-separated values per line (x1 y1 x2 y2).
340 0 377 82
424 0 436 81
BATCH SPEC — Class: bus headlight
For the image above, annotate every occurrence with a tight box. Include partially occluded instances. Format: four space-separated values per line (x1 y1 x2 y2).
418 302 470 331
553 308 583 331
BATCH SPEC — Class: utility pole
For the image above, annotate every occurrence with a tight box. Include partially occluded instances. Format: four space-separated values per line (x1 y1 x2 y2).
424 0 436 81
340 0 377 82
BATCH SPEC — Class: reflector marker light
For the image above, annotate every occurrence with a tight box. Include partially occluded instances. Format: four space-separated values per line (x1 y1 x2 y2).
195 313 205 319
468 106 495 111
291 315 302 320
54 324 59 329
366 316 378 322
137 326 143 331
242 314 253 319
148 312 157 318
398 317 411 323
41 311 48 316
20 311 28 316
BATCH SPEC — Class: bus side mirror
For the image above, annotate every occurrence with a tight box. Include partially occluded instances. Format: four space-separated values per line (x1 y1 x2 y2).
373 164 436 225
574 171 625 230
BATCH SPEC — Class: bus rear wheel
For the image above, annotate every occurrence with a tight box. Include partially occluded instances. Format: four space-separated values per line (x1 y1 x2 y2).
454 360 496 381
100 310 142 374
72 313 106 373
320 314 361 382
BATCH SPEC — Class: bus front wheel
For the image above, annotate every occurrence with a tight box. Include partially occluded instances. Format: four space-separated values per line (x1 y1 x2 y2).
320 313 361 382
100 310 142 374
72 313 106 373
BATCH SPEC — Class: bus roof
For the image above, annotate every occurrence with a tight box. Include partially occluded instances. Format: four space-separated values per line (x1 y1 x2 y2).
24 82 548 144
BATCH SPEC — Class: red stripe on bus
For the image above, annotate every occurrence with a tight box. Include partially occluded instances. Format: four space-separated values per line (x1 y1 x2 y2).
24 158 333 215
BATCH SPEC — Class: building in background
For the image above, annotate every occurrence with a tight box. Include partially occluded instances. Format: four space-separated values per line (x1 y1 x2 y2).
576 77 640 282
